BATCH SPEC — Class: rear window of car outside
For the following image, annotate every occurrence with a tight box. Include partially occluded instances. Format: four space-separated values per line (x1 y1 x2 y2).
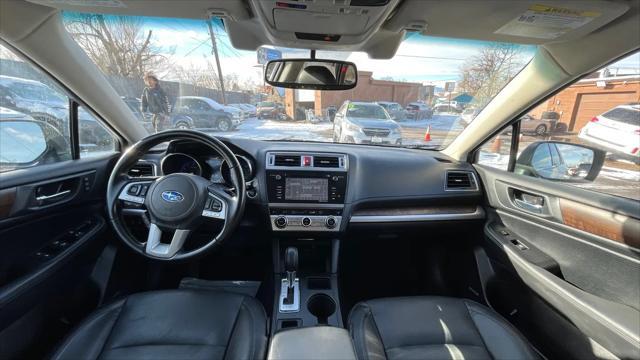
602 107 640 126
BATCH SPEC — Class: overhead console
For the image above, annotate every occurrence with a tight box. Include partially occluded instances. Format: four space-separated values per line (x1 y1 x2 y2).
266 152 348 232
249 0 402 51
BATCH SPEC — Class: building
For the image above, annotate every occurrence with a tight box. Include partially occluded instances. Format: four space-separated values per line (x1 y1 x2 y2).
283 71 424 118
530 75 640 132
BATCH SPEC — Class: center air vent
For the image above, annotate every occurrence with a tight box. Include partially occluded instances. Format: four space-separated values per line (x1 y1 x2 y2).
128 162 155 177
445 171 478 191
267 152 348 171
314 156 340 168
274 154 301 167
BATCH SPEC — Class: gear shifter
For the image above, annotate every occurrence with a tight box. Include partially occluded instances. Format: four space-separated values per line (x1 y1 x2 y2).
283 247 298 304
280 247 300 312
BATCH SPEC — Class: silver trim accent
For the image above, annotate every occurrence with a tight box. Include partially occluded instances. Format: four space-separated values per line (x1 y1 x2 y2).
36 189 71 201
349 207 485 223
266 151 348 171
145 224 190 258
444 170 480 192
279 278 300 313
202 193 227 220
160 153 203 176
269 203 344 209
270 215 342 232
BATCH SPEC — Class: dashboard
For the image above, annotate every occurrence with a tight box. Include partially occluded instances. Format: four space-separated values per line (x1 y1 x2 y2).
134 137 484 234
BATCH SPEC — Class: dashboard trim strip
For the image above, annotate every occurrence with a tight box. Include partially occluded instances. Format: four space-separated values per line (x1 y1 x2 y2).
269 203 345 209
349 206 485 223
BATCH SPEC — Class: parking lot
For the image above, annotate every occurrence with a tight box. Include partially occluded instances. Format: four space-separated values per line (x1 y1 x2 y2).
205 115 640 201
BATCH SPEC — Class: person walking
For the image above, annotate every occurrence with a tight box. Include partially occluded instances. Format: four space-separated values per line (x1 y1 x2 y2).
141 72 170 132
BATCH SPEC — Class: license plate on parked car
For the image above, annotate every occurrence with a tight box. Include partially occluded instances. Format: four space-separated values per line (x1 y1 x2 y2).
371 136 383 143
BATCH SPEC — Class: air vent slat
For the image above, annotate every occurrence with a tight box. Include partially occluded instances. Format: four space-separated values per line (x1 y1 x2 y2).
314 156 340 168
274 155 301 167
128 163 154 177
446 171 477 190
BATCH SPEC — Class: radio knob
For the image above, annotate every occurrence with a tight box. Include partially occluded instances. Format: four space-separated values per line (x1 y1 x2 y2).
302 217 312 227
332 175 339 182
275 174 282 180
275 216 287 229
325 216 337 229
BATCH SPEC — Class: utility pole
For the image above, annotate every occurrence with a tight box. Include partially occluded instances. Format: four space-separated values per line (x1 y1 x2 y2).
207 19 226 105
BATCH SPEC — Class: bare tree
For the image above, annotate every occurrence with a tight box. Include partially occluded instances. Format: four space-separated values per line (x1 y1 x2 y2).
65 14 172 78
458 43 523 105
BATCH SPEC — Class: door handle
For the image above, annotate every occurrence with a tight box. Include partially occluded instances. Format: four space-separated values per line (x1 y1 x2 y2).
36 189 71 201
512 190 545 214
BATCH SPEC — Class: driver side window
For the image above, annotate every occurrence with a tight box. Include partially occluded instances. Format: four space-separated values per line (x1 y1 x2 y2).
0 44 117 171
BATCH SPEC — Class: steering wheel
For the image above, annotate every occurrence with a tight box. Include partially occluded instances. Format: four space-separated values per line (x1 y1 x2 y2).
106 130 246 261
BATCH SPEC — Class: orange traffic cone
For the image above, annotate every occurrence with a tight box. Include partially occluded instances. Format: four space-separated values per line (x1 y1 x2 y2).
490 136 502 153
424 125 432 142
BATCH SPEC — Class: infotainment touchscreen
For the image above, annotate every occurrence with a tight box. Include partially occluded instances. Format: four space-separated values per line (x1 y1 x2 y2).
284 178 328 202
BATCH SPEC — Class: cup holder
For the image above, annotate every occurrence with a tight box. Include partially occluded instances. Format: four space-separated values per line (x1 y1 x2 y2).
307 294 336 325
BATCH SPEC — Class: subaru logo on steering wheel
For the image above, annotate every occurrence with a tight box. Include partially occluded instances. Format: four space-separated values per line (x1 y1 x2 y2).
161 191 184 202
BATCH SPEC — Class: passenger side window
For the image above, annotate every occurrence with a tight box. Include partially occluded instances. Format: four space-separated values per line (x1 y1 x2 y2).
476 51 640 201
78 106 116 158
0 44 116 170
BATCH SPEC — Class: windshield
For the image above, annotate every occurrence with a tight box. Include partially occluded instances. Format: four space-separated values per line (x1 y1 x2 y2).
346 104 389 120
62 13 535 149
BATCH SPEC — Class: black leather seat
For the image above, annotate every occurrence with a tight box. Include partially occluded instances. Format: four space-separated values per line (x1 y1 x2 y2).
51 289 268 360
349 296 539 360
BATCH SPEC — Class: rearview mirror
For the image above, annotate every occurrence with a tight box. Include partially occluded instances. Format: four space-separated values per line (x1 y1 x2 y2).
264 59 357 90
515 141 605 182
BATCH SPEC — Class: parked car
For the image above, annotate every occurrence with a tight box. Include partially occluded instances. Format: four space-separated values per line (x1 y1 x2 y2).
257 101 284 119
229 103 256 118
172 96 242 131
405 102 433 120
433 103 461 114
376 101 405 120
120 96 153 132
460 107 480 124
0 75 70 131
579 104 640 163
519 114 556 136
333 101 402 145
0 75 106 139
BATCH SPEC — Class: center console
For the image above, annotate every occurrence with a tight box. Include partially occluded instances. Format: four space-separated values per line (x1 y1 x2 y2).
266 152 348 232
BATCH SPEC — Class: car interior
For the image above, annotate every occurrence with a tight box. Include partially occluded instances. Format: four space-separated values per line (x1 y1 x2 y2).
0 1 639 359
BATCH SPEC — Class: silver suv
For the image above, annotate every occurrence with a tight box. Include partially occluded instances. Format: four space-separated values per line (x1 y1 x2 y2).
332 101 402 145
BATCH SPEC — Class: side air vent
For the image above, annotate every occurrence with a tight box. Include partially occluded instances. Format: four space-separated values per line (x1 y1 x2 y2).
445 171 478 191
274 154 301 167
128 162 155 177
314 156 340 168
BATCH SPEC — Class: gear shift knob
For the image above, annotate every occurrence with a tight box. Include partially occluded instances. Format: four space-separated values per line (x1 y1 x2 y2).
284 247 298 272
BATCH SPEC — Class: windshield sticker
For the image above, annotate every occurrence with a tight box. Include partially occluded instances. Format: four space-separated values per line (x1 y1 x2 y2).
46 0 126 7
495 4 600 39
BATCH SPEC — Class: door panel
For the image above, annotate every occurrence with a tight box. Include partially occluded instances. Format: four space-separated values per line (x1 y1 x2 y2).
475 164 640 359
0 154 118 358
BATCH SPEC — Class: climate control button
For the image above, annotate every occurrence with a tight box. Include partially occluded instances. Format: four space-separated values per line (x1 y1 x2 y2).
275 216 288 228
325 216 337 229
301 217 312 227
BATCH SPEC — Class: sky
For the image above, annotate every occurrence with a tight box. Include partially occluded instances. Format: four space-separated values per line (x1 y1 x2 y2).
62 14 540 87
49 13 640 88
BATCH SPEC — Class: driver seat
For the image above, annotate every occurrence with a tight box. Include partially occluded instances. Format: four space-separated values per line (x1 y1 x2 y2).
51 289 268 360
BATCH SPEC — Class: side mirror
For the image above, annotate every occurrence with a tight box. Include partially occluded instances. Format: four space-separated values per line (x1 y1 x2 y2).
265 59 357 90
0 119 70 169
515 141 605 182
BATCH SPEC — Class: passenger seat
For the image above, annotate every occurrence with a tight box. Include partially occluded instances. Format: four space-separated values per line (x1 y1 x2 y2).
348 296 539 360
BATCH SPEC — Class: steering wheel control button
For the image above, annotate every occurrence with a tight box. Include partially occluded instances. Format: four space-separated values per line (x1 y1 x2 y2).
127 184 140 195
139 185 149 196
211 200 223 212
301 217 311 227
275 216 288 228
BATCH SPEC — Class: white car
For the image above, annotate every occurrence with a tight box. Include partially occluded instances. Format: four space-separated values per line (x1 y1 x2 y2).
579 104 640 162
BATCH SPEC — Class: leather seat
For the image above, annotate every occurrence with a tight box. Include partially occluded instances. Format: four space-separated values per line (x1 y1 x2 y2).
348 296 539 360
51 289 268 360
